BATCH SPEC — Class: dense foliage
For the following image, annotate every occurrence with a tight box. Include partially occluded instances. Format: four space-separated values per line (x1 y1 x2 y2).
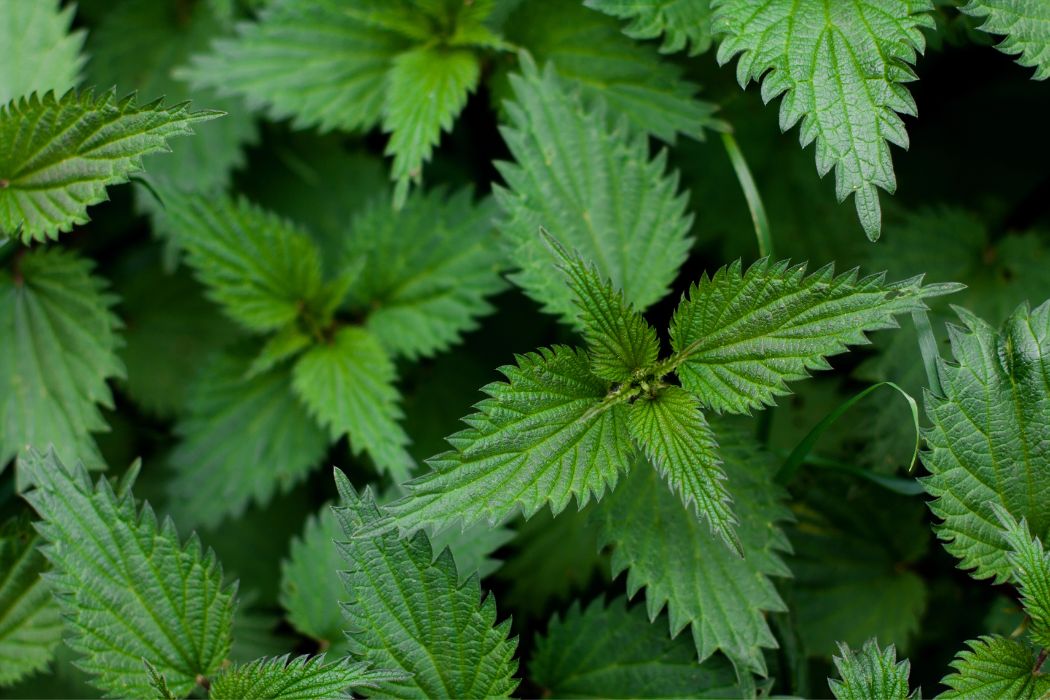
1 1 1049 698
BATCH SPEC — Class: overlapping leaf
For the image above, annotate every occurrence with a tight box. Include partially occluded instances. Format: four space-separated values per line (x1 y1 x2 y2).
333 476 519 698
963 0 1050 79
922 301 1050 582
495 56 693 322
585 0 716 55
19 451 236 698
993 506 1050 648
939 635 1050 699
829 639 916 700
0 0 85 104
713 0 935 239
210 654 399 700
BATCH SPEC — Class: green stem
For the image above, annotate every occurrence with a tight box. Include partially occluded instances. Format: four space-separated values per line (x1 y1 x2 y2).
912 308 942 396
721 130 773 259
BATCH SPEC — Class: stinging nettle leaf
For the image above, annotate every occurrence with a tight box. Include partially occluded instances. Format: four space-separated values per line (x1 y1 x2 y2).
333 474 519 699
938 635 1050 699
209 654 402 700
828 638 916 700
0 0 85 105
712 0 935 240
280 507 347 654
376 345 635 537
668 258 959 415
585 0 717 56
0 248 123 476
19 450 236 699
991 505 1050 648
0 90 220 242
496 55 693 324
922 301 1050 582
962 0 1050 80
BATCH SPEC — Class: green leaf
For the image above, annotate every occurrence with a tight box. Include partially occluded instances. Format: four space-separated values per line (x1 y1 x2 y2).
0 90 219 242
426 520 516 583
143 659 176 700
531 596 741 699
939 635 1050 699
585 0 716 55
922 301 1050 582
991 505 1050 648
345 188 506 360
499 2 719 141
210 654 401 700
544 231 660 382
495 56 693 323
383 46 480 197
280 507 347 654
963 1 1050 79
628 386 739 555
167 349 329 529
163 190 328 334
713 0 935 239
333 475 520 698
378 345 635 536
595 427 792 676
668 258 955 415
0 0 85 104
292 327 412 481
19 450 236 698
828 638 915 700
0 518 62 686
0 249 123 475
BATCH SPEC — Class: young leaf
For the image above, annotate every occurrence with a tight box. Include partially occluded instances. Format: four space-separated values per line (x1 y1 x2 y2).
713 0 935 239
210 654 400 700
585 0 716 55
628 386 739 555
544 232 660 382
499 2 719 141
992 505 1050 648
377 346 635 536
0 249 123 475
496 55 693 323
280 507 347 654
19 450 236 698
531 596 740 699
963 1 1050 79
163 191 328 334
0 90 219 242
922 301 1050 582
939 635 1050 699
0 0 85 104
595 427 792 676
168 349 329 529
344 188 506 360
292 327 413 481
333 475 519 698
0 518 62 686
668 259 956 415
828 638 916 700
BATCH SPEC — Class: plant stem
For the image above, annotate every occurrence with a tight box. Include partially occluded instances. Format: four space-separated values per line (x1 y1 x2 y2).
721 130 773 259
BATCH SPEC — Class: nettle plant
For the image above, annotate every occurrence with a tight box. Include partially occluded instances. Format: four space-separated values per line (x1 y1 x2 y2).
2 0 1050 699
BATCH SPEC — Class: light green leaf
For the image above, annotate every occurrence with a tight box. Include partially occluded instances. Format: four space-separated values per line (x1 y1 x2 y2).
668 258 956 415
163 190 328 334
585 0 716 55
531 596 741 699
499 1 719 141
0 518 62 686
0 0 85 104
496 56 693 323
0 249 123 475
280 507 347 654
939 635 1050 699
383 46 480 197
595 427 792 676
922 301 1050 582
991 505 1050 648
210 654 401 700
544 232 660 382
292 327 412 480
333 476 520 699
963 0 1050 79
713 0 935 239
829 638 916 700
628 387 738 555
0 90 219 242
168 349 329 529
345 188 506 360
19 450 236 699
378 346 635 536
